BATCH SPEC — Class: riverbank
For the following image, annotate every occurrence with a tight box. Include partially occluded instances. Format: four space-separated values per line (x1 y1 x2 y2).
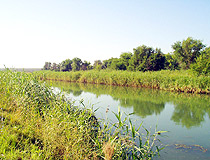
48 80 210 159
0 70 163 159
35 70 210 94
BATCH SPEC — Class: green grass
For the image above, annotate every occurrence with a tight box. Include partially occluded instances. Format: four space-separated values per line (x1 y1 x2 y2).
35 70 210 94
0 69 164 159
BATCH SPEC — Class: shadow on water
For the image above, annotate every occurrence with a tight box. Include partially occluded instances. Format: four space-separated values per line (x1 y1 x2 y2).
47 81 210 129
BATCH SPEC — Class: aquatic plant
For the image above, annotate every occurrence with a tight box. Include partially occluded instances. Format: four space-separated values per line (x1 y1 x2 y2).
36 70 210 94
0 70 165 159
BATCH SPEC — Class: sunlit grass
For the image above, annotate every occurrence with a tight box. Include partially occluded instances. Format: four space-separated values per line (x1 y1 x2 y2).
0 69 165 159
36 70 210 94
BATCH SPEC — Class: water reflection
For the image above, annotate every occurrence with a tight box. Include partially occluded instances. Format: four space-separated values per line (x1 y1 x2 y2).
47 81 210 128
119 98 165 118
171 103 207 129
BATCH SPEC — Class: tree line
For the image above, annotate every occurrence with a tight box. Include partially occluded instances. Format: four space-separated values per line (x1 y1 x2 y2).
43 37 210 75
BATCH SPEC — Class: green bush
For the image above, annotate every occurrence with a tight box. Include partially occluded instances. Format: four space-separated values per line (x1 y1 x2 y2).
191 47 210 76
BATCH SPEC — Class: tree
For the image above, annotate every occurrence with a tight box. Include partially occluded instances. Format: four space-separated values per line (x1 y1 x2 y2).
144 48 166 71
172 37 205 69
103 57 127 70
191 47 210 75
93 60 102 70
128 45 151 71
102 58 114 69
72 57 82 71
120 52 132 70
81 61 91 70
43 62 51 70
164 53 180 70
60 59 72 71
51 63 60 71
128 45 165 71
110 58 126 70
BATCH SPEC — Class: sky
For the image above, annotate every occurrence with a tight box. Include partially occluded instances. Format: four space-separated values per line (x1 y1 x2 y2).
0 0 210 68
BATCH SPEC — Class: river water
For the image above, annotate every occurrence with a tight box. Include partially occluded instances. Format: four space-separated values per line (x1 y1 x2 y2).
48 81 210 160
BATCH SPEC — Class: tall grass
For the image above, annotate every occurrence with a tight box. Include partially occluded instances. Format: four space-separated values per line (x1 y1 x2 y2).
36 70 210 94
0 69 164 159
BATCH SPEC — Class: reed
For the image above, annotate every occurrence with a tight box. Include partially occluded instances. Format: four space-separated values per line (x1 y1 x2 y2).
0 69 164 159
36 70 210 94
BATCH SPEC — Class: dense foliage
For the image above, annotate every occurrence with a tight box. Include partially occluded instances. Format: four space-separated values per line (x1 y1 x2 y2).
191 47 210 76
127 46 165 71
172 37 205 70
43 37 210 75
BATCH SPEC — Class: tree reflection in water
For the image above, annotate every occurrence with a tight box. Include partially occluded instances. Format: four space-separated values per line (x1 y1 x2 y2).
171 103 207 129
119 98 165 118
48 81 210 128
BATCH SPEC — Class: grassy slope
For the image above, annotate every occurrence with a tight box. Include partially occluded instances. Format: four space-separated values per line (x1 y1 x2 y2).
0 71 100 159
36 70 210 94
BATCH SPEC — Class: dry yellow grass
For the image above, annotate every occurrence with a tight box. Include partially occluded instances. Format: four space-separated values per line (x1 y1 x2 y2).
103 140 115 160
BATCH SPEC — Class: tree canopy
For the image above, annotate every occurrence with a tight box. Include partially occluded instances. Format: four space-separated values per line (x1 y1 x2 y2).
191 47 210 75
128 45 165 71
172 37 205 69
42 37 209 75
60 59 72 71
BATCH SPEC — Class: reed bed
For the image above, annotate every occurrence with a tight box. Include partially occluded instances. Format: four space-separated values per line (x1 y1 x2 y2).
36 70 210 94
0 70 164 159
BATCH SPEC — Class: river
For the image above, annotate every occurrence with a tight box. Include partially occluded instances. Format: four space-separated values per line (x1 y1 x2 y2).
48 81 210 160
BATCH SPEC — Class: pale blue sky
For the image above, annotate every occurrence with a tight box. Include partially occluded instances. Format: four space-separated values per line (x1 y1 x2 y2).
1 0 210 68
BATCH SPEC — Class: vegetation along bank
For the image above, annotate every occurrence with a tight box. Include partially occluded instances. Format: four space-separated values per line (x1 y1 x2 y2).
40 37 210 94
36 70 210 94
0 70 164 159
43 37 210 76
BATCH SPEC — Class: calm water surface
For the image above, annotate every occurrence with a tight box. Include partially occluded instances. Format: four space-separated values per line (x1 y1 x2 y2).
49 81 210 160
